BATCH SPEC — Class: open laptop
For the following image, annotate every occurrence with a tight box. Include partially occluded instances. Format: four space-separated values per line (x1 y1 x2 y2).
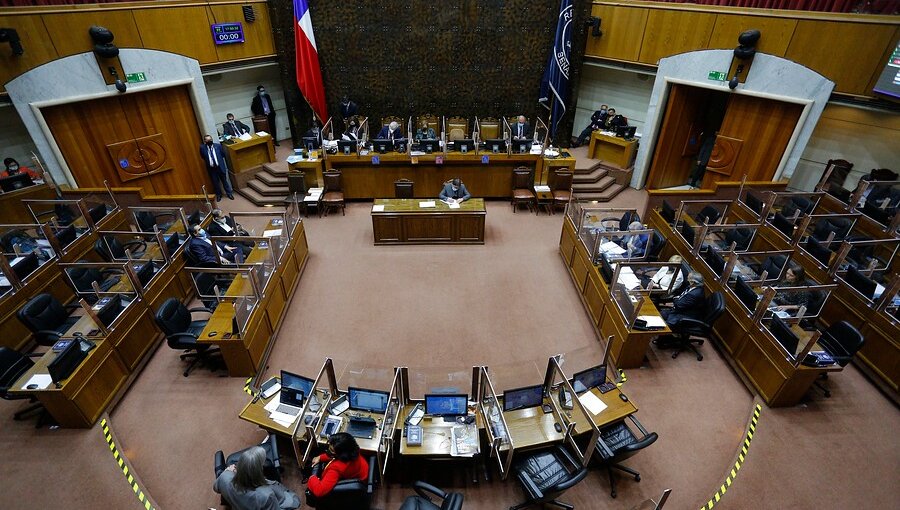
271 370 315 417
345 387 389 439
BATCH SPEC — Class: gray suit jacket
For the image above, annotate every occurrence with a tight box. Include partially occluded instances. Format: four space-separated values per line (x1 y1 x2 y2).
213 470 300 510
439 182 471 201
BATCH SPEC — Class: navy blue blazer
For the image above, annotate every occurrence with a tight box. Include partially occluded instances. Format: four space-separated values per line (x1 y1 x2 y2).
187 237 220 266
376 126 405 141
663 285 706 324
200 143 229 173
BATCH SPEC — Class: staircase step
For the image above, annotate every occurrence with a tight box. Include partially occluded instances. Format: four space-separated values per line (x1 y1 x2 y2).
573 167 608 184
573 175 616 193
262 161 290 176
257 172 288 186
236 187 286 206
248 180 288 196
574 184 626 202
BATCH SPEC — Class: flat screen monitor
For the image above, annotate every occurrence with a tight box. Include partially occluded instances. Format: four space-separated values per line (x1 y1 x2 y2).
424 394 468 417
872 40 900 102
512 140 530 154
734 276 759 312
704 248 725 276
418 139 440 154
571 365 606 394
133 261 154 286
394 139 409 153
372 139 392 154
348 386 390 413
772 213 795 238
660 200 676 223
744 192 764 214
485 139 507 154
503 384 544 412
337 139 357 155
599 254 614 284
769 316 798 355
0 173 34 192
616 125 637 140
11 252 39 281
95 294 122 327
164 233 180 255
846 266 877 300
454 139 474 153
680 222 695 247
302 136 320 151
280 370 314 407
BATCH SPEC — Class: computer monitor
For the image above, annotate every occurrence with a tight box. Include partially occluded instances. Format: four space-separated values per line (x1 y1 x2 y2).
503 384 544 411
617 125 637 140
280 370 314 407
704 248 725 276
348 386 390 413
680 222 695 247
0 173 34 192
660 200 676 224
394 139 409 153
768 316 799 355
302 136 321 151
372 139 392 154
337 139 357 155
418 139 440 154
845 266 877 300
771 213 795 238
164 233 180 255
424 394 468 417
10 252 39 281
95 294 123 327
48 338 92 383
454 139 474 154
485 139 507 154
744 192 764 214
599 254 614 284
734 276 759 312
132 261 155 286
512 140 530 154
571 365 606 394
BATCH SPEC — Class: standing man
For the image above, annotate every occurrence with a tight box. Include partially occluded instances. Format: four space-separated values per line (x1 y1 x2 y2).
574 105 608 147
222 113 251 137
511 115 532 140
251 85 278 146
339 95 358 122
690 130 717 188
199 135 234 201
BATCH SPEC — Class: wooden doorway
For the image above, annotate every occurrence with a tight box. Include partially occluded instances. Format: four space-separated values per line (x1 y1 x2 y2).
42 85 211 196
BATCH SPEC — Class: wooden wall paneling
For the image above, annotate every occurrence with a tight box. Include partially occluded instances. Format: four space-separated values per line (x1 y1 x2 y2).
132 6 218 64
0 14 58 94
646 84 708 189
584 5 648 62
207 4 276 61
785 20 898 95
121 86 211 195
638 9 716 65
707 14 797 57
42 10 142 59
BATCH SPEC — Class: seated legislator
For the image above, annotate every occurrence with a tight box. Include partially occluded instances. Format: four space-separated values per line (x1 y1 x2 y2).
214 446 301 510
511 115 532 140
223 113 252 137
306 433 370 500
602 108 627 131
772 265 810 309
642 255 684 291
574 105 608 146
377 121 405 142
303 122 323 149
660 271 705 326
1 157 41 180
342 118 361 142
439 178 471 203
208 209 253 258
188 223 236 266
622 221 649 258
415 120 436 140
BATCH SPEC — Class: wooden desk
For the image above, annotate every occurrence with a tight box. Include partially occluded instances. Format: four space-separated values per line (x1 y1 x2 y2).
588 132 637 169
501 405 565 451
371 199 486 245
540 154 576 185
395 404 481 457
289 159 324 189
571 386 638 436
0 182 56 224
225 134 276 188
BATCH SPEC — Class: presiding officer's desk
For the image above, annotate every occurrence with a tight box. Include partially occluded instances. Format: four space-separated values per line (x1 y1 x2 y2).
371 198 486 245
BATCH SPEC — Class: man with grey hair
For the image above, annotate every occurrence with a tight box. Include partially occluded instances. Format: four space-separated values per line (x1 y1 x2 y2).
207 208 253 258
511 115 532 140
214 445 300 509
660 271 705 326
377 121 404 142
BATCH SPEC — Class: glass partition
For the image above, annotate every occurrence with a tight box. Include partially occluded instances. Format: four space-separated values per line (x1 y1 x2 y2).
57 264 139 334
853 179 899 228
725 250 794 284
95 230 174 264
0 266 14 302
0 224 56 262
797 213 859 250
186 266 262 336
833 238 899 276
609 279 644 329
23 199 91 252
673 199 733 227
768 191 822 219
477 366 513 479
762 283 837 322
575 207 648 262
760 315 822 368
737 188 771 220
291 358 339 464
209 234 278 290
607 260 684 297
405 366 475 400
129 206 193 238
544 356 599 468
80 191 120 229
701 223 763 253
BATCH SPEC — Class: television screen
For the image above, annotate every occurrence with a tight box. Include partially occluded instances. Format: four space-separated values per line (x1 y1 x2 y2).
873 41 900 102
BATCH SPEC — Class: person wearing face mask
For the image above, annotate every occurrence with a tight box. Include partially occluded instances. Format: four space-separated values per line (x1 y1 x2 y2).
187 223 236 266
573 105 608 147
415 120 436 140
251 85 278 146
303 121 323 149
339 95 358 121
199 135 234 201
341 118 361 142
207 209 253 257
1 157 41 180
439 178 471 204
222 113 251 137
376 121 405 142
511 115 532 140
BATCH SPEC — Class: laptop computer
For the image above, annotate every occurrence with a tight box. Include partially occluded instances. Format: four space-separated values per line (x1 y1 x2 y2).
346 416 377 439
271 389 304 417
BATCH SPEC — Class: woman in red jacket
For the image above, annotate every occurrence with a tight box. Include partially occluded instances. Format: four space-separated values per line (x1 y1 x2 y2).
307 432 369 498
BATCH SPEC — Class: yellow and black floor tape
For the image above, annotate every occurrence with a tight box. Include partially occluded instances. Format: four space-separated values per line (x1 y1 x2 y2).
243 376 253 395
616 368 627 387
699 403 762 510
100 416 159 510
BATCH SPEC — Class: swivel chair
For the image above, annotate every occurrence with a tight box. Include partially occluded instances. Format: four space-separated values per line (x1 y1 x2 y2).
134 210 176 233
593 415 658 498
94 235 147 262
693 205 720 225
54 224 77 248
214 433 283 507
305 454 377 510
67 261 122 301
781 196 813 218
509 445 588 510
646 231 666 261
813 321 864 397
17 293 81 347
0 347 49 427
723 226 752 252
153 298 220 377
662 291 725 361
399 481 464 510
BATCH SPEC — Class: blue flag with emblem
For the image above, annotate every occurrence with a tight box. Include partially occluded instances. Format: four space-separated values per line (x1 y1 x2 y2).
539 0 573 140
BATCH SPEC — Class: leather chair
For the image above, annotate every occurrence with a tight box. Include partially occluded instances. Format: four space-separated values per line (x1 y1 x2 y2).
54 224 77 248
823 158 853 188
447 116 468 141
511 168 536 213
322 171 345 217
395 178 414 199
693 205 720 224
214 433 283 507
781 196 813 218
827 183 852 203
306 454 377 510
811 217 851 247
399 481 464 510
660 291 725 361
814 321 864 397
509 445 588 510
758 254 787 280
134 210 175 233
1 228 37 254
94 235 147 262
66 263 122 304
550 171 573 213
647 231 666 262
284 171 308 206
724 226 753 251
0 347 48 427
603 211 640 232
88 203 108 225
17 293 81 347
154 298 220 377
479 117 500 140
593 416 658 498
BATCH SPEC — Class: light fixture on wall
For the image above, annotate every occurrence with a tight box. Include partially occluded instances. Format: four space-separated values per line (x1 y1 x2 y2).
109 67 127 93
727 29 761 91
0 28 23 56
586 17 602 38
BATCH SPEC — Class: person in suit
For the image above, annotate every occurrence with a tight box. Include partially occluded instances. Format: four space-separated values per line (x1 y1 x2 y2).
574 105 608 146
511 115 532 140
339 95 358 121
303 121 323 149
251 85 278 146
341 118 361 142
214 445 301 510
306 433 369 501
660 271 705 326
222 113 251 138
376 121 404 142
187 223 235 266
199 135 234 201
643 255 684 292
602 108 627 131
439 178 471 203
623 221 649 258
208 209 253 258
415 120 436 140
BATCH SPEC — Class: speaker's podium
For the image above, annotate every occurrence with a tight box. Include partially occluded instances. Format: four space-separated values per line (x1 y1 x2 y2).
224 133 276 188
588 131 637 169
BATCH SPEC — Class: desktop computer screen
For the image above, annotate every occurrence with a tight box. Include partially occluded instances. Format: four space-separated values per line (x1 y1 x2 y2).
281 370 314 407
348 387 390 413
571 365 606 394
503 384 544 411
424 394 468 416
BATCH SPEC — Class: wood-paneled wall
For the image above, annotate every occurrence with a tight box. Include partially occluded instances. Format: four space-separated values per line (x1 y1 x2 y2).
0 0 275 94
586 1 900 96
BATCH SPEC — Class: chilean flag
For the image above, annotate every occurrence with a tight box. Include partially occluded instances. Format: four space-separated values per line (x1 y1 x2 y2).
293 0 327 122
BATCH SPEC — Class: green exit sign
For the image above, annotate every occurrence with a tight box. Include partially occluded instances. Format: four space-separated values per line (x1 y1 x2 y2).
708 71 727 81
125 72 147 83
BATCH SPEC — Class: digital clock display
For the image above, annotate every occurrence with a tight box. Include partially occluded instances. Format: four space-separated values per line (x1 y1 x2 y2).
211 22 245 45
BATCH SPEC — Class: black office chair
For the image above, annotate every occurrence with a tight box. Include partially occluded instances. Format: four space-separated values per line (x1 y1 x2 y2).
54 224 77 248
724 226 752 251
662 291 725 361
509 445 588 510
781 196 813 218
88 204 108 225
94 235 147 262
53 203 78 226
306 455 377 510
16 293 81 347
67 262 122 301
659 200 676 224
771 212 795 239
153 298 220 377
593 416 658 498
214 432 282 483
399 481 464 510
813 321 865 398
0 347 49 427
693 205 720 224
758 254 787 280
134 210 175 233
811 217 851 247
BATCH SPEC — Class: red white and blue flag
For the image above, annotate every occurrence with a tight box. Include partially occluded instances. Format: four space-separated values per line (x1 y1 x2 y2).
539 0 573 139
293 0 327 122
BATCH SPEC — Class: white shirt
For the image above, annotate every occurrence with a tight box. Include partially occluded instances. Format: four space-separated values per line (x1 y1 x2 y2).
652 267 683 291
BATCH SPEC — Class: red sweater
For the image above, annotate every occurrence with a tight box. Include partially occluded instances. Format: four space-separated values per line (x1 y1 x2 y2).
307 453 369 497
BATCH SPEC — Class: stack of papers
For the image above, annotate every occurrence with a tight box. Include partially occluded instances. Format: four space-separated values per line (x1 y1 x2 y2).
448 202 461 209
450 424 480 457
255 131 269 137
600 241 626 255
262 229 282 238
372 205 385 212
534 185 551 192
238 133 253 141
305 187 323 202
263 396 300 428
419 201 436 208
578 391 608 415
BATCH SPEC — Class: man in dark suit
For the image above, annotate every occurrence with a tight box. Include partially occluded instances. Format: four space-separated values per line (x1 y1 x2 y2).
187 224 236 266
199 135 234 201
222 113 251 137
339 95 358 120
303 121 323 149
251 85 278 146
376 121 404 142
439 178 471 203
208 209 253 258
602 108 627 131
574 105 608 146
511 115 532 140
661 271 706 326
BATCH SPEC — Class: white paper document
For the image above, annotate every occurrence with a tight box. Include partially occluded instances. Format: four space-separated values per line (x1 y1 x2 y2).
618 272 642 290
286 155 303 164
238 133 253 141
448 202 461 209
637 315 667 328
534 185 551 192
269 411 299 428
21 373 53 390
372 205 385 212
600 241 626 255
578 391 608 415
419 201 436 208
262 229 283 238
255 131 269 137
